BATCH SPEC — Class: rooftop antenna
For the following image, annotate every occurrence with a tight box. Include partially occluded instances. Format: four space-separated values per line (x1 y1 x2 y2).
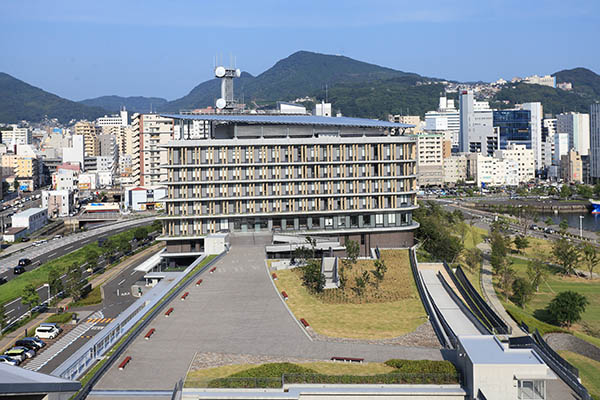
325 84 328 103
214 58 241 111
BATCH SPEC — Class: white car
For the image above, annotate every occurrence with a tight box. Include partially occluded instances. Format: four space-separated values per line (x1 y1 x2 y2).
35 325 60 339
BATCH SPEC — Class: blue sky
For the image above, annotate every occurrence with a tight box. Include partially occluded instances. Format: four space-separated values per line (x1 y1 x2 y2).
0 0 598 101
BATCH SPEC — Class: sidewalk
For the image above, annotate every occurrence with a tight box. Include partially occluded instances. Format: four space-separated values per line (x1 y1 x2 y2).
0 243 163 353
476 242 526 337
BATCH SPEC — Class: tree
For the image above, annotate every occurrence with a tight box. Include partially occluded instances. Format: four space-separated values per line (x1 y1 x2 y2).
371 258 387 284
353 271 370 297
464 248 483 272
344 240 359 270
544 217 554 226
497 258 516 300
133 227 146 242
22 284 40 310
66 263 84 300
577 184 594 199
489 231 509 274
305 236 317 259
552 237 580 275
48 268 63 300
301 260 325 294
13 179 19 192
559 219 569 234
547 291 589 327
511 277 534 308
293 246 312 265
560 184 572 199
513 235 530 253
580 243 599 280
527 257 548 292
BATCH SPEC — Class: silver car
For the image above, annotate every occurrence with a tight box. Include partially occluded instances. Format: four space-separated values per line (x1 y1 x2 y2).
0 355 20 366
12 346 35 359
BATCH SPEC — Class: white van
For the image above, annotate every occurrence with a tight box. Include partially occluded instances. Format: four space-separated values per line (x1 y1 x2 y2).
35 325 60 339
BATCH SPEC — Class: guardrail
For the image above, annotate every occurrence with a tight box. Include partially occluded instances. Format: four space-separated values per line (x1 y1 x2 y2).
408 246 452 349
454 266 511 335
60 251 226 399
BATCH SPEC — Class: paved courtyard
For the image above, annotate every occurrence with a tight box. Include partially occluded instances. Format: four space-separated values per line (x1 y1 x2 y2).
94 233 443 391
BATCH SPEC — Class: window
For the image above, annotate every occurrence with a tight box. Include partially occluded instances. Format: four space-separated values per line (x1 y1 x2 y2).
518 380 545 400
388 213 396 225
375 214 384 225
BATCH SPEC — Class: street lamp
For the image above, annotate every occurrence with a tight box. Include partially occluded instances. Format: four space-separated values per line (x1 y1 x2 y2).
580 215 584 239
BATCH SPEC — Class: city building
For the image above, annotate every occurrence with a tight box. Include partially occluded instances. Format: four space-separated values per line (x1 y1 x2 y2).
124 186 168 211
78 172 98 190
523 74 556 87
277 102 307 114
314 101 332 117
561 149 583 183
467 152 518 187
62 135 85 170
459 90 494 154
131 113 174 187
557 112 590 156
522 102 543 169
12 207 48 234
96 107 128 127
493 109 531 149
74 121 100 157
42 189 76 218
159 114 419 258
53 168 78 191
494 143 535 183
541 118 557 168
1 126 31 146
416 132 443 187
15 156 40 191
443 154 468 185
590 103 600 182
389 115 422 134
553 133 570 166
425 96 460 148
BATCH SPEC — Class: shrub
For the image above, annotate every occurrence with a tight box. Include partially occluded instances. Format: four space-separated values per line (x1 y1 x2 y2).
228 363 317 378
546 291 589 328
45 312 74 324
384 359 457 375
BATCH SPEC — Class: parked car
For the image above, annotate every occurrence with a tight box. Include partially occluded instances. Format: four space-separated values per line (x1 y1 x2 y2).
20 237 30 242
18 258 31 266
35 325 60 339
53 234 63 240
0 355 20 366
40 322 63 333
15 337 45 351
4 347 32 362
13 265 25 275
12 346 35 358
0 276 7 285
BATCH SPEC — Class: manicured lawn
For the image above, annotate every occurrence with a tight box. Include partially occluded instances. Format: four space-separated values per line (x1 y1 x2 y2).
274 250 427 339
70 286 102 307
45 312 74 324
506 256 600 337
558 351 600 400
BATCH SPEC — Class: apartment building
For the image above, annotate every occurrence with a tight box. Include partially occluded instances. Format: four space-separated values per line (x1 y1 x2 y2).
494 143 535 183
15 156 40 191
131 113 174 186
1 126 31 145
443 154 468 185
561 149 583 183
74 121 100 157
557 112 590 156
467 152 519 187
160 114 419 257
416 133 443 187
425 96 460 148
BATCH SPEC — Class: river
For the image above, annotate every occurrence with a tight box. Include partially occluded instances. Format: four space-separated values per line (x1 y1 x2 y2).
538 211 600 232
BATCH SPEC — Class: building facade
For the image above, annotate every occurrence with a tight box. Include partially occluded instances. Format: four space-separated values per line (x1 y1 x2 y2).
443 154 468 185
557 112 590 156
131 113 174 186
561 149 583 183
590 103 600 182
494 143 535 184
160 114 419 257
459 90 494 155
416 133 443 187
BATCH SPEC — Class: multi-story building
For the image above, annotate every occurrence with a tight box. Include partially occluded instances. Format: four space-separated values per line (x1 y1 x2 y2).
415 133 443 187
425 96 459 148
493 110 531 150
131 113 174 187
159 114 419 258
541 118 557 168
557 112 590 156
590 103 600 182
443 154 468 185
553 133 570 166
561 149 583 183
522 102 543 169
494 143 535 183
523 74 556 88
96 108 128 127
467 152 519 187
459 90 494 154
42 189 76 218
15 156 40 191
1 126 31 146
74 121 100 157
63 135 85 170
389 115 422 134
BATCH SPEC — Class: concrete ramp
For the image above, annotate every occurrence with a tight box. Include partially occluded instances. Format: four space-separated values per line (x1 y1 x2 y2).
321 257 339 289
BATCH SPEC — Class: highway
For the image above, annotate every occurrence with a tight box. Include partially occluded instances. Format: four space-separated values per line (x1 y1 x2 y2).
0 217 156 329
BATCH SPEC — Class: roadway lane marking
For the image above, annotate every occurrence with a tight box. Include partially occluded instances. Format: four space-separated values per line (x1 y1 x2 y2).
6 297 22 306
130 270 137 276
48 252 57 258
6 309 14 315
118 278 126 286
64 245 75 251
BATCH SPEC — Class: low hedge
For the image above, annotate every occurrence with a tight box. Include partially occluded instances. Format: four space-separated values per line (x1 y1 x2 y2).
207 362 459 388
384 359 457 374
45 312 74 324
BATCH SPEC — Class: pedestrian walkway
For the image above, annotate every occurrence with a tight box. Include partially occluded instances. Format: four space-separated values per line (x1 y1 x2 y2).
476 242 525 336
23 310 103 371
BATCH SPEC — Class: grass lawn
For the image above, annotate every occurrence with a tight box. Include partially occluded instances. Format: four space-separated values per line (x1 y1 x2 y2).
274 250 427 339
505 256 600 338
70 286 102 307
558 351 600 400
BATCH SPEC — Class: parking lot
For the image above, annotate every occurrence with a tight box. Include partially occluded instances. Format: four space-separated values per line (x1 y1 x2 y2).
93 233 443 392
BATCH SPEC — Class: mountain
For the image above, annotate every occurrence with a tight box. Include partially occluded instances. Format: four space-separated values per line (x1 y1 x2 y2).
161 51 426 112
0 72 107 123
79 95 168 113
554 67 600 99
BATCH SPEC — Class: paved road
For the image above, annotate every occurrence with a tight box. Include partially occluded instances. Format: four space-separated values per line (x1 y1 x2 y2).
94 233 443 391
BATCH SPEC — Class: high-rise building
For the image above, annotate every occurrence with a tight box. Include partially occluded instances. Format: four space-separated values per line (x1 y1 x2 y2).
493 110 531 149
557 112 590 156
415 133 443 187
494 143 535 183
459 90 494 154
443 154 467 185
96 108 129 127
131 113 174 186
159 114 418 257
553 133 570 166
1 126 31 146
590 103 600 181
74 121 100 157
425 96 459 148
62 135 85 170
15 156 40 191
561 149 583 183
522 102 543 170
541 118 557 168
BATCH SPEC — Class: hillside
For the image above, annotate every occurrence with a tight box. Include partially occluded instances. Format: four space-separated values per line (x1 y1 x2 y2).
554 67 600 99
161 51 428 113
80 95 168 113
0 72 106 123
490 82 593 115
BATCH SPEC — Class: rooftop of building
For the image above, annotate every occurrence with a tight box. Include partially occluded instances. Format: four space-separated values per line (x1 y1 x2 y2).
13 207 47 218
0 363 80 395
161 113 414 129
459 335 545 365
